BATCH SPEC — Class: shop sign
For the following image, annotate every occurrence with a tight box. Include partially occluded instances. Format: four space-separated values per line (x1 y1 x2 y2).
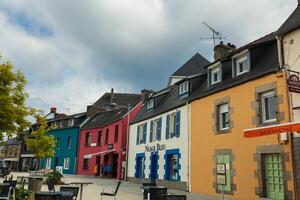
145 143 166 152
216 163 226 185
287 74 300 93
90 143 96 147
244 121 300 138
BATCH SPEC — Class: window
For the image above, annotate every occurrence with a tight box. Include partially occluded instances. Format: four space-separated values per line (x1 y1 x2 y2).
218 104 229 131
85 133 91 146
68 119 74 126
166 111 180 139
216 154 232 192
63 157 70 170
83 158 89 170
67 136 72 149
114 125 119 143
135 154 145 178
55 138 61 149
137 123 147 145
210 66 221 85
105 129 109 144
165 149 181 181
236 55 249 75
170 113 176 138
261 91 277 123
46 158 51 169
59 121 63 128
150 118 162 142
147 99 154 109
179 81 189 95
97 131 103 146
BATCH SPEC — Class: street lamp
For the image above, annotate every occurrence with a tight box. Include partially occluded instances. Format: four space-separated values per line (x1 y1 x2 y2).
109 103 131 181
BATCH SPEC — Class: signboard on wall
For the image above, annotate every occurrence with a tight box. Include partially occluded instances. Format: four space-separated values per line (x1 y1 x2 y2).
287 74 300 93
216 163 226 185
145 143 166 153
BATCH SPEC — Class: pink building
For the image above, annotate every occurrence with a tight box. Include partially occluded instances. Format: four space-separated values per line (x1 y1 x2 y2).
77 93 142 180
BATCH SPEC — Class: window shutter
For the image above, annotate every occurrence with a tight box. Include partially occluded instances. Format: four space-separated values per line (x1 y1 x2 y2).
175 111 181 137
157 117 162 141
136 125 140 145
166 115 170 139
143 123 147 144
150 121 153 142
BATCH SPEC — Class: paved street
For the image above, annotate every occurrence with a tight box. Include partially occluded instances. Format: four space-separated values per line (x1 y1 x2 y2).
11 172 230 200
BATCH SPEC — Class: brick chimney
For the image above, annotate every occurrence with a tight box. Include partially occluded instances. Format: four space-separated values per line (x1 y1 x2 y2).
141 89 154 102
214 41 236 60
110 88 114 103
87 105 106 118
50 107 57 113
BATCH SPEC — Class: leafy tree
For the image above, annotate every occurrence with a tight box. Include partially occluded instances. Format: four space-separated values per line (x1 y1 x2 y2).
0 62 34 139
25 115 55 171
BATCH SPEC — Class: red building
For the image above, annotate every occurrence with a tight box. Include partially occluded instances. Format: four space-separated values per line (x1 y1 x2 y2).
77 93 142 179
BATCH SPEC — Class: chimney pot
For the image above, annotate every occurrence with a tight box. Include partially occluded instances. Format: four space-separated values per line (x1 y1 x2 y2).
50 107 57 113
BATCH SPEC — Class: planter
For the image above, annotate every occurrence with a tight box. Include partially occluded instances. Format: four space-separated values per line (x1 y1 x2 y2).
28 177 43 192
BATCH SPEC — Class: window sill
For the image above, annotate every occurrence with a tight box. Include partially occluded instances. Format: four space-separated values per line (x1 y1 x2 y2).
216 128 231 134
236 70 249 76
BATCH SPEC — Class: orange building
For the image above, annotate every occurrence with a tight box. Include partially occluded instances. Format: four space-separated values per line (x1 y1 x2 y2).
190 34 295 199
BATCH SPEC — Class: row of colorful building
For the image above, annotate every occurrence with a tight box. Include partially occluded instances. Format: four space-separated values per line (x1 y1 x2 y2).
3 3 300 199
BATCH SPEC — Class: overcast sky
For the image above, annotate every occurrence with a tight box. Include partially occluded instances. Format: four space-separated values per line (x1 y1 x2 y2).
0 0 297 114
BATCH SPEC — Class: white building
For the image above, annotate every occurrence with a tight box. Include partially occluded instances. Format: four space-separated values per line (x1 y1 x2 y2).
127 53 210 191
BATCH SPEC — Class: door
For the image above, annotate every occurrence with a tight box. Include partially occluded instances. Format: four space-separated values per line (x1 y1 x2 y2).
54 157 59 170
150 154 158 179
262 153 284 200
112 154 118 178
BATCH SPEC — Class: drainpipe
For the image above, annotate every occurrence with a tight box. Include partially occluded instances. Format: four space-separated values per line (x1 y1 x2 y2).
187 102 191 192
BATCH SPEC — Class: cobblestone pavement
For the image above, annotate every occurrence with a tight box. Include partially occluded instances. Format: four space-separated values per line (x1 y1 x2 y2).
11 172 230 200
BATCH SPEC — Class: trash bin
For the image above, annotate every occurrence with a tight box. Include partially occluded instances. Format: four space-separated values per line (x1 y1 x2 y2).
28 177 43 192
141 185 167 200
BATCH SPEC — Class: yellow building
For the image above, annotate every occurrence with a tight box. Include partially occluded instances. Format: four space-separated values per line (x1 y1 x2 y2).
190 35 295 199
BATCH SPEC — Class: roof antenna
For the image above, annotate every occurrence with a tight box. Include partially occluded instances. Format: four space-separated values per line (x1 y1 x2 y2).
200 22 226 47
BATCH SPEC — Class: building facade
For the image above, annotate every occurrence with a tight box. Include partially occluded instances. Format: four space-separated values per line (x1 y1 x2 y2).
77 92 142 179
190 34 295 199
127 53 210 191
40 112 88 174
4 137 22 171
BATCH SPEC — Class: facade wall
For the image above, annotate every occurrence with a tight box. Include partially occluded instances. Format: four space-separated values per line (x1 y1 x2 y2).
40 127 79 174
127 105 189 191
191 72 295 199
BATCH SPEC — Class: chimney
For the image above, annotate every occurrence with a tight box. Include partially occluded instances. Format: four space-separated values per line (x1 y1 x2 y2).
87 105 106 118
110 88 114 103
50 107 57 113
214 41 236 60
141 89 154 102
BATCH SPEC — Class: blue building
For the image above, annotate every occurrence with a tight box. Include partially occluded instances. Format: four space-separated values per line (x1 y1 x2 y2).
40 112 88 174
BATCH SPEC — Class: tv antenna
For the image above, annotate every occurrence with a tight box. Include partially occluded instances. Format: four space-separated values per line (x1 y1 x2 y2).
201 22 225 47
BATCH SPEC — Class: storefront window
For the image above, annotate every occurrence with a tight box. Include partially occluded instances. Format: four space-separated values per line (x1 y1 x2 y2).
63 157 70 170
165 149 181 181
169 154 179 180
46 158 51 169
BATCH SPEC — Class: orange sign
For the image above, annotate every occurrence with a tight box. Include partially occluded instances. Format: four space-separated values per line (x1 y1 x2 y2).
244 122 300 138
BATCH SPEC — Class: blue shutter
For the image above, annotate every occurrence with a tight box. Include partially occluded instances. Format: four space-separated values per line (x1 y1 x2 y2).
166 115 170 139
175 111 181 137
143 123 147 144
157 117 162 141
136 125 140 145
150 121 153 142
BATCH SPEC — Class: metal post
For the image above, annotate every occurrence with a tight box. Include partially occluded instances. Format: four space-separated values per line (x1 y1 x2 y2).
221 185 224 200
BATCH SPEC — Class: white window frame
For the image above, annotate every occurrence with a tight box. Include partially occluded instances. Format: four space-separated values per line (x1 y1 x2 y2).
68 119 74 126
210 66 221 85
218 104 229 131
147 99 154 109
46 158 51 169
59 121 63 128
236 55 249 76
170 113 176 138
179 81 189 95
138 124 144 144
63 157 70 170
152 119 158 142
261 91 277 123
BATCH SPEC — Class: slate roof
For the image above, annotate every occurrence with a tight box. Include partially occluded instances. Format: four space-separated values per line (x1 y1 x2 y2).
6 137 22 145
171 53 211 77
277 5 300 36
82 108 128 130
94 93 141 109
132 33 280 124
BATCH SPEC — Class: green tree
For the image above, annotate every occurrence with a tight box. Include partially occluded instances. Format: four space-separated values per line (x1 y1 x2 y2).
25 115 55 171
0 62 33 139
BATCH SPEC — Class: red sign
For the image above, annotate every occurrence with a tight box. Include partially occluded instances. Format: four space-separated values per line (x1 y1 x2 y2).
287 74 300 93
244 122 300 138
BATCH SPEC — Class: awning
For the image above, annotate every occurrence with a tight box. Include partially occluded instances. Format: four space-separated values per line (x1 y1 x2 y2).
83 149 115 159
4 158 19 162
244 121 300 138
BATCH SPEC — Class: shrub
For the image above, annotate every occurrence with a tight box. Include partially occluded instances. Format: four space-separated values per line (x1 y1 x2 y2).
45 171 64 185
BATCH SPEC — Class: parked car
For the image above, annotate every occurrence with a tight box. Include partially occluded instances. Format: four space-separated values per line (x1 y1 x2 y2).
0 160 11 177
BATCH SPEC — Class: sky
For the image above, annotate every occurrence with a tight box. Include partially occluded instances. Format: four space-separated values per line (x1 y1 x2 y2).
0 0 297 115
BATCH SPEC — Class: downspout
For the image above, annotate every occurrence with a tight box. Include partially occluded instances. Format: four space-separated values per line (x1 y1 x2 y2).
186 102 191 192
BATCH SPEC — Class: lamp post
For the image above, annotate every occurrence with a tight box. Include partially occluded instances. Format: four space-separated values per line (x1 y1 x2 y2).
109 103 131 181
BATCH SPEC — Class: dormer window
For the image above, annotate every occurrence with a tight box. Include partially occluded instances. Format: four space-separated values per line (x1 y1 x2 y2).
179 81 189 96
147 99 154 109
68 119 74 126
232 51 250 77
208 63 221 86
